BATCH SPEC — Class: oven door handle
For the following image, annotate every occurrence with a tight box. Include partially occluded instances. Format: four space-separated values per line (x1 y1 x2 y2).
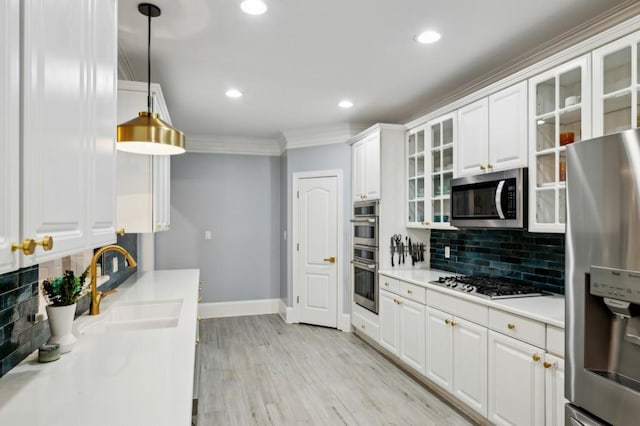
350 218 377 223
351 260 377 270
495 180 506 219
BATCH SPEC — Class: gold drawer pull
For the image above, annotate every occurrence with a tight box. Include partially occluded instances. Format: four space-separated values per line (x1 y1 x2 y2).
532 353 541 362
444 319 450 325
480 165 486 171
507 323 516 330
407 289 413 295
35 236 54 251
116 228 126 236
11 239 36 255
487 163 493 169
543 361 553 369
451 321 458 327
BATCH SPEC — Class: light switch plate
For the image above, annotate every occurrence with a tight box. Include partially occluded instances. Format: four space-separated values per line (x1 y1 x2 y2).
444 246 450 259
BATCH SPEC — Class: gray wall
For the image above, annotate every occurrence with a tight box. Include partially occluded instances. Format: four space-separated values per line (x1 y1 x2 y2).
155 153 281 303
282 143 352 313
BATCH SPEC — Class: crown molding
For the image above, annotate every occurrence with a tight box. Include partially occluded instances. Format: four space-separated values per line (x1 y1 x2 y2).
186 135 282 156
345 123 406 145
281 123 370 150
405 1 640 129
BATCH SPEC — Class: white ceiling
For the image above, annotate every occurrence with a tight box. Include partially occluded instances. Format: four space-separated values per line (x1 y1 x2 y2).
118 0 631 146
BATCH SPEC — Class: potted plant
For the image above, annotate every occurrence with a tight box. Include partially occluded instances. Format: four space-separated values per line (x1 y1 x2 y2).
42 268 88 353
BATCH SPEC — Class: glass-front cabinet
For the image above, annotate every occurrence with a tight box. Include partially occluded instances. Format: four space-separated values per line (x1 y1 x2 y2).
592 29 640 137
528 55 591 233
407 114 455 228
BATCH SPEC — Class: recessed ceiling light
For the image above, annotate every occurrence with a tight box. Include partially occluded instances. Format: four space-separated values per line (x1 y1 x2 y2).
241 0 267 15
415 30 441 44
338 100 353 109
226 89 243 98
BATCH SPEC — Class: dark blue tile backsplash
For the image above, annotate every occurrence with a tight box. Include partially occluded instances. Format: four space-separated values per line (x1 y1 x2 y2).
430 229 565 294
0 233 137 378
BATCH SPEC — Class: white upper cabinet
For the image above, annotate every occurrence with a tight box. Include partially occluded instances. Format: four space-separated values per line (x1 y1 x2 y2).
528 55 591 233
352 131 380 201
592 29 640 137
116 81 172 233
0 0 20 275
21 0 117 266
457 82 528 177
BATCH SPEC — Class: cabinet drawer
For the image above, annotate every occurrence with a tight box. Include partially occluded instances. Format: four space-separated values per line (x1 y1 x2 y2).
379 275 399 294
489 308 545 348
546 325 564 357
400 281 426 304
427 289 488 326
352 310 379 342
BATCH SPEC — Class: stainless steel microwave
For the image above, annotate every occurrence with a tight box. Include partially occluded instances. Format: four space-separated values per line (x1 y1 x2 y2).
450 168 527 229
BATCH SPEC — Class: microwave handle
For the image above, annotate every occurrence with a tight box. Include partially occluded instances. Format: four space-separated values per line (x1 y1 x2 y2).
495 180 506 219
350 218 376 223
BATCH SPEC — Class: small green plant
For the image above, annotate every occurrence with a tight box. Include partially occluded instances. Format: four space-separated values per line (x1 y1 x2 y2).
43 268 89 306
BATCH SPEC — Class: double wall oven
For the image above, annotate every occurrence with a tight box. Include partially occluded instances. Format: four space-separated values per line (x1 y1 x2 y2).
352 200 379 313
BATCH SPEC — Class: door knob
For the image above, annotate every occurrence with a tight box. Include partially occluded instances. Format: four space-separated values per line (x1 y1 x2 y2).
35 236 53 251
323 256 336 263
11 239 36 255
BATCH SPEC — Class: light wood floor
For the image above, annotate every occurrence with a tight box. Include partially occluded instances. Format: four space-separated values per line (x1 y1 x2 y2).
196 314 474 426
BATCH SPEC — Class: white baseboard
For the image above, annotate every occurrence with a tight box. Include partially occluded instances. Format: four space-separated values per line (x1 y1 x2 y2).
339 313 352 332
199 298 280 319
278 299 295 323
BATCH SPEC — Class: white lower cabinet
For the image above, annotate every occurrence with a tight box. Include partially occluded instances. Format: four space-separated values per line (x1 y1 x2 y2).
488 330 545 426
544 353 565 426
379 288 425 374
426 307 488 416
351 304 380 342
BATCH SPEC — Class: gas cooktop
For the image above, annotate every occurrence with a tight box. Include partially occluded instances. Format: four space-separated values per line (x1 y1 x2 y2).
430 275 548 299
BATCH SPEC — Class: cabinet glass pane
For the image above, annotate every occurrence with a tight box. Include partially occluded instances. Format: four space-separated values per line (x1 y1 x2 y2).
443 172 452 196
637 42 640 84
408 179 416 200
417 201 425 223
536 189 555 224
409 201 416 223
559 68 582 109
537 153 555 187
417 131 425 153
443 119 453 145
443 147 453 171
433 175 442 197
603 47 631 94
443 199 450 223
408 133 416 156
604 92 632 135
536 78 556 116
559 151 566 183
432 151 441 173
408 157 416 178
431 124 441 149
637 89 640 128
536 116 555 151
559 188 566 224
417 178 424 198
432 200 441 223
559 108 581 144
417 155 425 176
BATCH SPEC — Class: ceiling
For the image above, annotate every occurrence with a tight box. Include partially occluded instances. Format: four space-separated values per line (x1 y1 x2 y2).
118 0 632 149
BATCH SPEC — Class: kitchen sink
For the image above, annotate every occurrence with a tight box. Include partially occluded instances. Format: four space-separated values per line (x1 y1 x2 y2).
76 299 183 335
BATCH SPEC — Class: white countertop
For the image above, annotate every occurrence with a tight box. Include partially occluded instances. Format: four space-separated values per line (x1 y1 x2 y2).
379 268 565 328
0 269 200 426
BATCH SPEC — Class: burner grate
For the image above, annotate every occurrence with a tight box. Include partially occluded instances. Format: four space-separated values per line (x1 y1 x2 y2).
433 275 546 299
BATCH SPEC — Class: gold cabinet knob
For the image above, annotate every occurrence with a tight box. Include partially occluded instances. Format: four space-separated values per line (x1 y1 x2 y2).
451 321 458 327
196 338 200 345
35 236 54 251
361 323 365 329
480 165 486 171
487 164 493 169
198 296 203 303
116 228 125 236
407 289 413 295
444 319 451 325
543 361 553 369
422 221 430 226
507 323 516 330
323 256 336 263
197 316 202 322
11 239 36 255
394 299 402 304
155 223 162 229
384 282 389 287
532 353 541 362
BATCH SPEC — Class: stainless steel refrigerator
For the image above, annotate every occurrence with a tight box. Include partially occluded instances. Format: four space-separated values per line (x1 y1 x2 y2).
566 128 640 425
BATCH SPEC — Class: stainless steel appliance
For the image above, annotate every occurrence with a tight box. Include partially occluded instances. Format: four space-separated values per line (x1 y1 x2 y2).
352 200 379 313
450 168 527 229
431 275 547 299
566 128 640 425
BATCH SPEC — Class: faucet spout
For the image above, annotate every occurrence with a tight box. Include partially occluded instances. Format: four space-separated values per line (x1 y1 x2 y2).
89 244 137 315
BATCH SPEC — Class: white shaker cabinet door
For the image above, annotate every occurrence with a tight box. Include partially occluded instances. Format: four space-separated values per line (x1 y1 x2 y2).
398 297 425 374
453 317 488 417
378 290 399 356
0 0 20 274
488 81 528 171
425 307 453 391
21 0 88 264
488 330 545 426
544 353 566 426
364 133 380 200
457 98 489 177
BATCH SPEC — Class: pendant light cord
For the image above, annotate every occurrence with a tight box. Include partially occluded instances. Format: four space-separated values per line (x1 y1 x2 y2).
147 7 152 114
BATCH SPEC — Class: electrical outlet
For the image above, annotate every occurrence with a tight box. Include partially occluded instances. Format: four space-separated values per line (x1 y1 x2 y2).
112 257 119 273
444 246 450 259
205 231 212 240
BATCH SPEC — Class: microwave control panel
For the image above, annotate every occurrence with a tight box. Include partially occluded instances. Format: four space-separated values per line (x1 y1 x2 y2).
503 178 517 219
590 265 640 304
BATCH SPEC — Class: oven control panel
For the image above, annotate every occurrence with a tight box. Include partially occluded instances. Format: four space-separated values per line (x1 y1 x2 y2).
590 266 640 304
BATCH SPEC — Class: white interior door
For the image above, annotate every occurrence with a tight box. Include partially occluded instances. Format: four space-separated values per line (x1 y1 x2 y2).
297 176 338 328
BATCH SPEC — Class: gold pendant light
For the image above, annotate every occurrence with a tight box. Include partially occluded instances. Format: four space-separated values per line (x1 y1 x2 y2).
117 3 185 155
